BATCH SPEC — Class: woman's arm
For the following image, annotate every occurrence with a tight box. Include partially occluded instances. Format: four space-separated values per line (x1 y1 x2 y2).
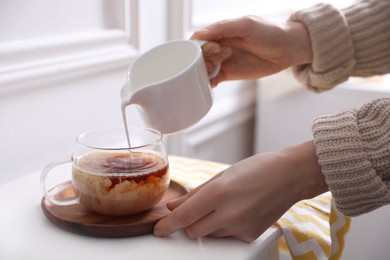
312 98 390 216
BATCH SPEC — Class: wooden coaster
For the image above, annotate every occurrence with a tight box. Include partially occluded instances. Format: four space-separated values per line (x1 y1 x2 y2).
41 180 188 237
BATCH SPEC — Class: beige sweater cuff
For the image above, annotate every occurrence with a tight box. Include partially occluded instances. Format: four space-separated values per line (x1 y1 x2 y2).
290 0 390 91
343 0 390 76
290 3 355 92
312 98 390 216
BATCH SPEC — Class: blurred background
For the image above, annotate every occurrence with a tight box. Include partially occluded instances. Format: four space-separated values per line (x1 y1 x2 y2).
1 0 389 259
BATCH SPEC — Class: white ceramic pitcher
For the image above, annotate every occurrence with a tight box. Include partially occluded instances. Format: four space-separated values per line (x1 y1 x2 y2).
121 40 220 134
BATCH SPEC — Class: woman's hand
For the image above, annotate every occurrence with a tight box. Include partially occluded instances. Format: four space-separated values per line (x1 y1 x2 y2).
194 16 313 87
154 141 327 242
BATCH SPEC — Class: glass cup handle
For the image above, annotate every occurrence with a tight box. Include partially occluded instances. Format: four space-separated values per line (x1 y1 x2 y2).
195 40 221 79
40 156 78 206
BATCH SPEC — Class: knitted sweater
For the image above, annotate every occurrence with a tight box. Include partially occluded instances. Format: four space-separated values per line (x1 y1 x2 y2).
290 0 390 216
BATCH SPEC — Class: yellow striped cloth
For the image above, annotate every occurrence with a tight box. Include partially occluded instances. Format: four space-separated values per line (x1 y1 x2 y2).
169 155 351 260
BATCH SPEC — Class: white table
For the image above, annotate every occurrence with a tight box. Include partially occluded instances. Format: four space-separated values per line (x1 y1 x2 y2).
0 166 281 260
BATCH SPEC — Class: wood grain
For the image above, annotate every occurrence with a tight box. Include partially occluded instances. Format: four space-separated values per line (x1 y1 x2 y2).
41 180 188 237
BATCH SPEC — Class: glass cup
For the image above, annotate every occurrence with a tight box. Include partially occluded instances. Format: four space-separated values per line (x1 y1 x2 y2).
41 127 169 216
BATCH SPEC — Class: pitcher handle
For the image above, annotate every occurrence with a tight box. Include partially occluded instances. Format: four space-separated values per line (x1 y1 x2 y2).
195 40 221 79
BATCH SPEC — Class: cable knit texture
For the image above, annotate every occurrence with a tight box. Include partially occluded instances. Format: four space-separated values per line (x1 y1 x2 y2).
312 98 390 216
344 0 390 76
290 0 390 92
291 0 390 216
290 3 355 92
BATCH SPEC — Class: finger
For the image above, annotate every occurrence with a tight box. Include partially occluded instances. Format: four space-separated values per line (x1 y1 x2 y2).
154 182 220 237
202 212 243 239
167 171 225 210
204 47 233 69
201 42 221 57
192 17 252 41
207 214 269 242
184 211 222 238
184 201 263 240
154 199 213 237
208 227 236 239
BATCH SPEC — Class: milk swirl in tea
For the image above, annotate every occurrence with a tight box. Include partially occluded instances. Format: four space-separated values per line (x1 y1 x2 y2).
72 151 169 216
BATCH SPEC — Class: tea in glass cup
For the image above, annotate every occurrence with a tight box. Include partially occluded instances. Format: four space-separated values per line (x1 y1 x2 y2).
41 127 169 216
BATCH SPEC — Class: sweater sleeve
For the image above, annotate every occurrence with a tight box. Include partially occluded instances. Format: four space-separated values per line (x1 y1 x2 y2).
312 98 390 216
289 0 390 92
